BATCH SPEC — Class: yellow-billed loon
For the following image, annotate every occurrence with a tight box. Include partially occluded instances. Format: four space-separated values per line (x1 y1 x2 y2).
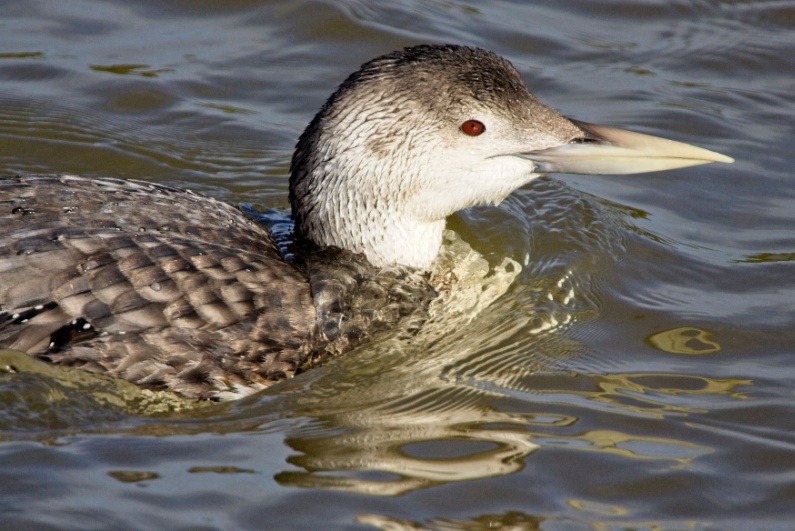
0 44 733 400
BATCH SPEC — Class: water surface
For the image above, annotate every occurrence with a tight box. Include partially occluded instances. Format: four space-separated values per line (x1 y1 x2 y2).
1 0 794 529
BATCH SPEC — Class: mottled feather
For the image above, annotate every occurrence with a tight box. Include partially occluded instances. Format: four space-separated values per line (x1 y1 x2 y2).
0 175 435 399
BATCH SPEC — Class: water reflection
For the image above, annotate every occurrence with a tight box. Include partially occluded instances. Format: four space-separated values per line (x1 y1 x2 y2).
735 252 795 263
272 369 737 494
357 510 711 531
545 429 710 464
259 282 748 495
584 372 749 416
0 349 206 437
357 511 546 530
0 211 751 496
277 420 539 495
646 327 721 355
89 64 173 77
262 278 749 495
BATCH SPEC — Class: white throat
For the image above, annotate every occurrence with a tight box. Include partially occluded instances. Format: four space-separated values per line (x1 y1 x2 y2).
291 109 546 269
288 45 584 270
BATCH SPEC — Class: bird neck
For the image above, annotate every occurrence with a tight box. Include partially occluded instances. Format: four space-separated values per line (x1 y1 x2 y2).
289 107 450 269
291 168 447 269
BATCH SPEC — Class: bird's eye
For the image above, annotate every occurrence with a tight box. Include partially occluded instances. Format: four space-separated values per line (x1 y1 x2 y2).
460 120 485 136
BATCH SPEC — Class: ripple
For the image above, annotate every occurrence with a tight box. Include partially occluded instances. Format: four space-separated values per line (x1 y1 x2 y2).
1 0 794 526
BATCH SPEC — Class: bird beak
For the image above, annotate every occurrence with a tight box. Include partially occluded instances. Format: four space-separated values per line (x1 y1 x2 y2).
523 119 734 175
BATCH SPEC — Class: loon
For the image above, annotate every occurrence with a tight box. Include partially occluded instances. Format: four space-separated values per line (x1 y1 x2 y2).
0 44 733 400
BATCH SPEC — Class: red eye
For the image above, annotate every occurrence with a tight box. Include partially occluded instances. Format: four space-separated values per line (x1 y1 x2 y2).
460 119 485 136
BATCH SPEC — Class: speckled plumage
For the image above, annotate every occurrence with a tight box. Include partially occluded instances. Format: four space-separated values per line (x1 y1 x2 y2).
0 44 732 399
0 175 434 399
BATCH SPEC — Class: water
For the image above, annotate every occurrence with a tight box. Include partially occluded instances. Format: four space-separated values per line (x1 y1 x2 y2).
1 0 794 528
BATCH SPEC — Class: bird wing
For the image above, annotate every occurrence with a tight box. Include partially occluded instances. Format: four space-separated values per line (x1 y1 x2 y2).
0 175 316 399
